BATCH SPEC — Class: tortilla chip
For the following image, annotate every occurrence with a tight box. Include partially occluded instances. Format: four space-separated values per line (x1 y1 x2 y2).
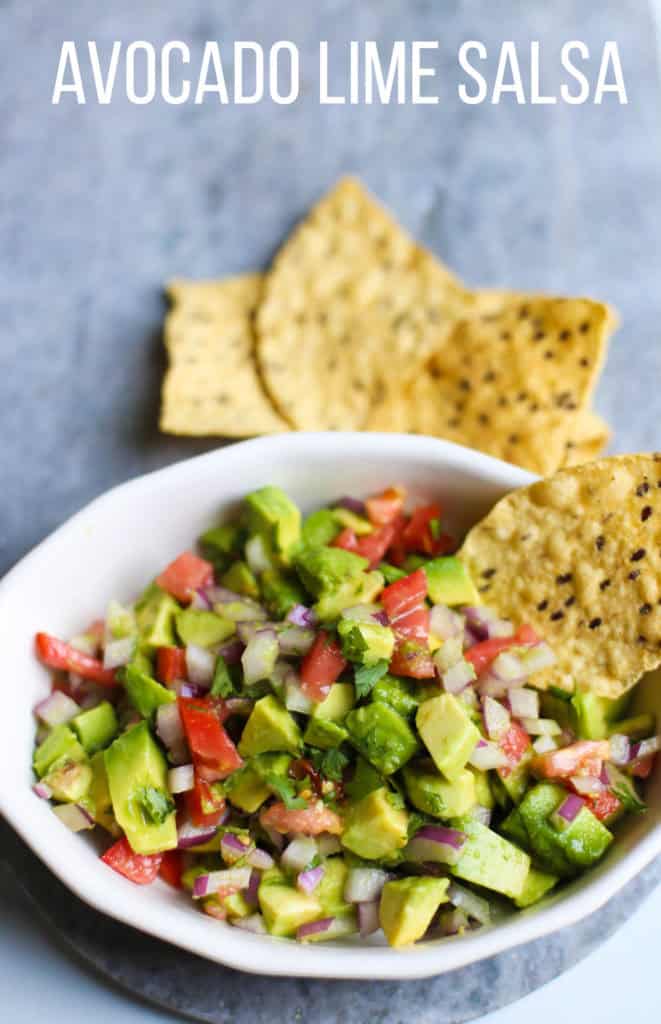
256 177 481 430
366 294 615 475
160 276 288 437
459 455 661 697
562 411 611 467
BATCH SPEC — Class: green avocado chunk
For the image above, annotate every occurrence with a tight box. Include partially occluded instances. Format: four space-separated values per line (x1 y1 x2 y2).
337 619 395 666
175 608 235 647
244 485 301 564
72 701 119 754
135 584 180 649
316 856 351 916
424 557 479 606
303 717 348 750
416 694 480 782
451 817 530 899
199 523 244 571
380 877 450 947
294 544 383 620
44 758 93 803
104 721 177 855
260 568 306 618
371 674 435 718
238 695 302 757
88 750 115 831
33 724 87 779
220 560 260 599
301 509 339 548
312 682 355 722
341 787 409 860
514 866 559 908
345 702 418 776
572 689 631 740
123 664 175 720
258 869 322 937
518 782 613 875
403 760 476 819
225 763 272 813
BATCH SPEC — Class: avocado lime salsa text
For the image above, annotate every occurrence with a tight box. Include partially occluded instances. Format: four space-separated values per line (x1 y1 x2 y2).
32 482 659 948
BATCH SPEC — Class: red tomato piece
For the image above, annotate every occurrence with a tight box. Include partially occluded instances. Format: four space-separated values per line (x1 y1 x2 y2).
300 631 347 702
101 838 163 885
389 639 436 679
381 568 428 621
585 789 623 823
158 849 184 889
402 504 442 555
497 721 531 777
331 527 359 552
531 740 611 781
355 522 397 569
384 513 409 566
35 632 118 686
156 646 187 684
185 776 227 827
365 486 406 526
630 754 655 779
260 801 343 836
464 625 539 675
178 697 243 781
156 551 214 604
391 605 430 642
429 532 456 557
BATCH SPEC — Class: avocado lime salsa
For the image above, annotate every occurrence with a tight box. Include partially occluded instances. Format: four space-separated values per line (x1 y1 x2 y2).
32 483 658 948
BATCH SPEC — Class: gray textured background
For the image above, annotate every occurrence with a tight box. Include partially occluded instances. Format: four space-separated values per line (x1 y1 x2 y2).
1 1 660 1021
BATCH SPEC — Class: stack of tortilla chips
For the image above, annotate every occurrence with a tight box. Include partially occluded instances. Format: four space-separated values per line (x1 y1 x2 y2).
160 178 617 475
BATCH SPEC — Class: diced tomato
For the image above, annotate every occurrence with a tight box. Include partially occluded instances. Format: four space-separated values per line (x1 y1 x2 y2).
365 486 406 526
630 754 655 779
497 721 531 777
178 697 243 781
331 527 359 553
531 740 611 781
384 513 409 566
381 568 428 621
185 776 227 827
389 639 436 679
156 646 187 684
101 838 163 885
429 532 456 557
355 522 397 568
402 504 442 555
391 605 429 642
35 632 118 686
464 625 539 675
300 631 347 702
260 801 343 836
156 551 214 604
158 850 184 889
585 789 623 823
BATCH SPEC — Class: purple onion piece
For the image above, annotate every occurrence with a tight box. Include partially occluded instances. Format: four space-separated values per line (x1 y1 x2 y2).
336 496 366 516
297 865 325 894
372 609 389 626
556 792 585 822
296 916 335 941
217 639 245 665
287 604 318 628
245 869 261 907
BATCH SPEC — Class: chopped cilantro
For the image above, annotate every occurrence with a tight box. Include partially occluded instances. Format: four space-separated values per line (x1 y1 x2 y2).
264 773 307 809
134 786 175 825
210 654 234 698
612 783 646 814
354 658 389 699
318 747 349 782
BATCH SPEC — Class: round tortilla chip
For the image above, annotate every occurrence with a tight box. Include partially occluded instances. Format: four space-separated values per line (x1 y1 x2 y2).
459 454 661 697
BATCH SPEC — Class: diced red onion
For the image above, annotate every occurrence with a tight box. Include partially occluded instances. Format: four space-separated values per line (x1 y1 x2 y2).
336 496 366 516
205 584 242 604
247 847 274 870
176 681 202 699
630 736 661 760
483 696 511 740
532 734 558 755
177 819 219 850
221 832 254 863
609 734 631 766
244 869 261 907
192 866 252 899
405 826 466 867
344 867 389 904
241 629 279 686
521 717 561 737
103 635 135 670
156 702 185 750
167 764 194 794
297 865 325 894
191 588 213 610
233 913 268 934
341 603 383 623
469 738 506 770
372 610 389 626
470 804 492 827
441 659 476 695
217 639 244 665
287 604 318 628
490 651 526 683
463 625 481 650
33 781 53 800
429 604 464 641
462 605 498 639
508 688 539 719
245 534 272 574
317 834 342 857
447 881 491 925
518 642 557 674
486 619 516 639
278 626 315 657
34 691 80 727
570 775 605 797
358 901 380 937
284 668 314 713
53 803 95 832
296 916 335 941
555 792 585 822
186 644 216 687
281 836 318 873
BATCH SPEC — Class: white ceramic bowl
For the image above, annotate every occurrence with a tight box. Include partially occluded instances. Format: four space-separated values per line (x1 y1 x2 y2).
1 433 659 980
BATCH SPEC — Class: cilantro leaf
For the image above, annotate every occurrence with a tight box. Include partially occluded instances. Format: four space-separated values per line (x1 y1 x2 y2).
612 784 646 814
264 773 308 809
319 748 349 782
210 654 235 698
354 658 389 700
134 786 175 825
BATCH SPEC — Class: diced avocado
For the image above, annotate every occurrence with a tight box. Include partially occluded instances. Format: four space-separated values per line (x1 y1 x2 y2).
469 767 495 810
225 763 272 813
199 522 244 570
337 619 395 666
244 485 301 564
403 555 426 572
514 866 559 908
251 751 293 780
557 804 613 868
128 648 154 677
609 712 656 740
317 571 384 622
332 507 373 535
344 756 383 802
416 694 480 782
316 856 350 916
135 583 180 649
299 908 359 942
175 608 234 647
517 783 578 877
33 724 86 778
106 600 137 639
341 787 409 860
539 691 576 732
496 756 531 806
500 807 530 850
72 701 118 754
451 817 530 899
123 664 175 720
44 758 93 803
312 682 355 722
380 877 450 948
425 557 479 606
302 509 339 547
238 695 302 757
345 703 418 776
221 560 260 599
89 750 115 831
378 562 407 584
104 721 177 854
303 717 348 750
372 674 436 718
294 544 379 620
260 568 306 618
403 761 476 819
258 871 322 936
220 890 253 920
572 689 631 740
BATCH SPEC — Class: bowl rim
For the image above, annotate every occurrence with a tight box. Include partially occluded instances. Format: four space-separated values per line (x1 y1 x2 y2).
1 431 659 980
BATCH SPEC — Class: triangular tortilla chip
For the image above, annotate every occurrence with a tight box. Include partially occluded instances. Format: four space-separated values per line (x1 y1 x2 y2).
562 410 611 466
